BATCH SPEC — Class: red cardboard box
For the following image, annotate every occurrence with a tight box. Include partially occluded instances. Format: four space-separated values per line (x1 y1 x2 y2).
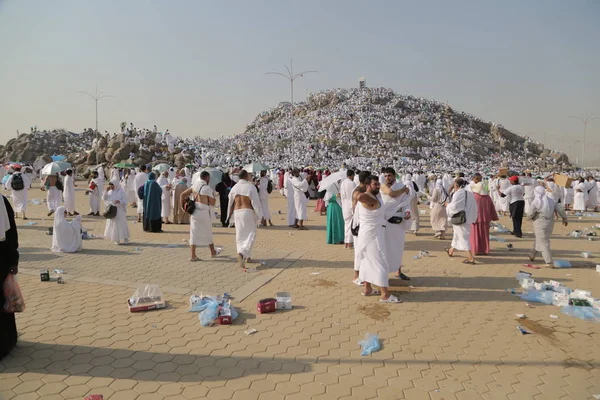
84 396 104 400
219 315 232 325
257 298 277 314
128 299 166 313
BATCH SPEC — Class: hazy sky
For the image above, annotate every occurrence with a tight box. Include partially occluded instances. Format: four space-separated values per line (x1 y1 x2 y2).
1 0 599 164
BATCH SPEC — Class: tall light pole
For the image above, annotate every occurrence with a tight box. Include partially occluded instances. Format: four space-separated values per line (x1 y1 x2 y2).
569 113 599 169
77 86 114 133
267 59 317 168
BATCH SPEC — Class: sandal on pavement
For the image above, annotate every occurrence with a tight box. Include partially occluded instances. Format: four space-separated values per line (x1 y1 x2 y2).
362 289 381 297
445 247 453 257
352 278 365 286
462 259 475 265
380 295 402 303
189 257 200 262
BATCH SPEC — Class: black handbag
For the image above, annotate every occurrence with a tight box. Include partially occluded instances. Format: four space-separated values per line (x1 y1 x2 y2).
387 216 403 224
184 197 196 215
351 223 360 236
450 192 467 225
103 204 117 219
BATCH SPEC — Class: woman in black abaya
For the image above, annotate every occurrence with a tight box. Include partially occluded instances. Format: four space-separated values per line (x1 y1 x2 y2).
0 194 19 360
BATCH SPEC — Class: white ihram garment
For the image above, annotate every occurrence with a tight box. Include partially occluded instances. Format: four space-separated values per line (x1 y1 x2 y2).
381 182 410 269
189 184 214 246
497 179 510 212
157 177 172 218
5 173 30 212
587 180 598 209
134 172 148 213
63 175 76 213
228 180 263 259
292 176 309 221
102 187 129 243
47 186 62 212
51 206 82 253
88 179 100 214
446 188 478 251
340 178 356 244
284 177 296 225
357 198 394 288
258 176 271 220
573 182 586 212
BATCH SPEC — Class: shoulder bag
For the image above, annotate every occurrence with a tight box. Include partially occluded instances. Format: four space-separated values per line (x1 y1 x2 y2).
450 191 467 225
103 204 117 219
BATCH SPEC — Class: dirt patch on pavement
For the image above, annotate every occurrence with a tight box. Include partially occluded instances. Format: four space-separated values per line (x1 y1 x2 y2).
358 303 391 321
516 318 557 342
313 279 338 287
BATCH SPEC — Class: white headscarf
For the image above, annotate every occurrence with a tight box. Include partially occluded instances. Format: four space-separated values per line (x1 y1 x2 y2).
0 195 10 242
51 206 82 253
530 186 553 218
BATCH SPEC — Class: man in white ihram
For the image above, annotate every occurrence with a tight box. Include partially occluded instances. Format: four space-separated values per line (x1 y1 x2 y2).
134 165 148 223
63 169 79 216
339 169 356 249
258 170 273 226
356 175 402 303
291 169 309 230
380 167 411 281
227 170 263 268
283 168 296 227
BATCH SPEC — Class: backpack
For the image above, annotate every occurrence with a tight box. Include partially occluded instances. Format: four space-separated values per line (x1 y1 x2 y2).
267 179 273 194
11 174 24 191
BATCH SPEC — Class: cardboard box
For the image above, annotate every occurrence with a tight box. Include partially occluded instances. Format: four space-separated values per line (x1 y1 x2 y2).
499 168 509 177
257 298 277 314
553 174 573 188
128 299 166 313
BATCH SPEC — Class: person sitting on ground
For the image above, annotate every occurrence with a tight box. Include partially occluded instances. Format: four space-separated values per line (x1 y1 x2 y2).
51 206 82 253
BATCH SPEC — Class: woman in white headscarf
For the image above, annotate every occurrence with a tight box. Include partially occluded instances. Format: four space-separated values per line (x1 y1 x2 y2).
445 178 478 264
51 206 82 253
102 180 130 245
427 178 448 239
527 186 568 266
402 175 420 235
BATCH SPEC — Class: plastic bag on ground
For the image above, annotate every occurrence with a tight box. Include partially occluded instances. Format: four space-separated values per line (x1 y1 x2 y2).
520 289 553 305
199 302 219 326
189 294 217 313
359 333 381 356
129 284 162 307
553 260 571 268
560 306 600 322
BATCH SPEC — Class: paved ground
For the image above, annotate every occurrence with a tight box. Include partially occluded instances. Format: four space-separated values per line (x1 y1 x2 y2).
1 183 599 400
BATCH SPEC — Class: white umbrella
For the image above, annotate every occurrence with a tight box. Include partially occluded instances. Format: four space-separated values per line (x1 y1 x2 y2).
152 163 171 173
317 171 346 191
243 162 269 174
41 161 71 176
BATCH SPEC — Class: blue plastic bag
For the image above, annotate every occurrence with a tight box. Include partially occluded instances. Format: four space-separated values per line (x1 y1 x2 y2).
359 333 381 356
199 302 219 326
189 295 218 313
520 289 553 304
560 306 600 322
553 260 571 268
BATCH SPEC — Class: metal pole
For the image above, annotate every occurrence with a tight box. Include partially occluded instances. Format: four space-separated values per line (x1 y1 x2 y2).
569 113 600 169
290 58 294 169
266 61 317 169
77 86 114 133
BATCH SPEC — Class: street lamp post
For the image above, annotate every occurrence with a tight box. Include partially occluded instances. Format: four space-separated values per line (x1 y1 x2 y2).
77 86 114 133
568 113 600 169
267 59 317 168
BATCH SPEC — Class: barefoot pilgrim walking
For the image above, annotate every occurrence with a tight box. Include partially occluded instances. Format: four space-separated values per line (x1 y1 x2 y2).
356 176 402 303
227 170 263 268
180 171 217 262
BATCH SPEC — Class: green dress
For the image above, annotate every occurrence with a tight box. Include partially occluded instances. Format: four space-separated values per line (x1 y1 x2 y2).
326 197 344 244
